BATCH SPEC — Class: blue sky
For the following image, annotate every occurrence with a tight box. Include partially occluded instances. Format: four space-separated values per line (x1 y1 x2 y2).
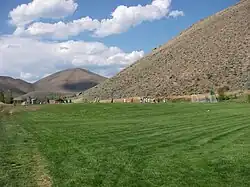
0 0 239 82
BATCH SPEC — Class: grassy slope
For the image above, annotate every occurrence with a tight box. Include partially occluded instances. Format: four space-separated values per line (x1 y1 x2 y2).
1 103 250 187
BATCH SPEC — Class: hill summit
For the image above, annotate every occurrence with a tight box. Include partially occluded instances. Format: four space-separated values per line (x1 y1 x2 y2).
34 68 107 93
0 68 107 99
82 0 250 99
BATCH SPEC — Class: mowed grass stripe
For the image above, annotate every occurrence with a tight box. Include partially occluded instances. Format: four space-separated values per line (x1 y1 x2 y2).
25 103 239 121
25 107 246 138
24 106 248 154
0 116 38 187
27 117 236 150
35 114 249 151
126 124 249 151
24 106 250 154
2 103 250 187
25 112 250 156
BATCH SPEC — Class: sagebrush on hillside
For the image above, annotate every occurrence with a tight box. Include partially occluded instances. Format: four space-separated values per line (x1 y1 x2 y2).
82 0 250 100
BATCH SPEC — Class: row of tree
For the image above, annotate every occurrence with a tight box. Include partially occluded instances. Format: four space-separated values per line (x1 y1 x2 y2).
0 90 14 104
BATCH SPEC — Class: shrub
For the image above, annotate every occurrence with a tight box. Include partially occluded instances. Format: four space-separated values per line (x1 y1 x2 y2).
0 91 4 103
217 87 226 101
4 90 13 104
247 94 250 103
233 94 237 99
217 86 230 101
207 73 213 80
223 86 230 92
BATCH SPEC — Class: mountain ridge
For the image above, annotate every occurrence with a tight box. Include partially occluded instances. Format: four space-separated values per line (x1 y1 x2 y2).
0 76 34 97
0 68 107 98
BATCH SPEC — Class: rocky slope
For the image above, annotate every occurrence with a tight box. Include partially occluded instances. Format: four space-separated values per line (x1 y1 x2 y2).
82 0 250 99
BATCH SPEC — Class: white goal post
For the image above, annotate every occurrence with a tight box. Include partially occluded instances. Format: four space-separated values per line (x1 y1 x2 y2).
191 94 218 103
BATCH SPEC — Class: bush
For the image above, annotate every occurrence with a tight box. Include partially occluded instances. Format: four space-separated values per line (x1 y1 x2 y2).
223 86 230 92
217 86 230 101
0 91 4 103
217 88 225 101
4 90 13 104
233 94 237 99
247 94 250 103
218 95 225 101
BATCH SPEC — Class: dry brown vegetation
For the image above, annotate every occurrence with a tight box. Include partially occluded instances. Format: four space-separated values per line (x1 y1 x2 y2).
34 68 106 93
82 0 250 100
0 104 41 116
33 152 52 187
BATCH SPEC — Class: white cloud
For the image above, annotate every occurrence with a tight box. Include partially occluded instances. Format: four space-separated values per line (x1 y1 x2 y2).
9 0 78 26
169 10 185 18
0 36 144 82
3 0 184 82
14 0 184 39
15 17 100 40
94 0 172 37
20 72 34 80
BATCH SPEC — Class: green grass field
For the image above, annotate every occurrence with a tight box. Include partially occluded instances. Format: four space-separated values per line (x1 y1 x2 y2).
1 103 250 187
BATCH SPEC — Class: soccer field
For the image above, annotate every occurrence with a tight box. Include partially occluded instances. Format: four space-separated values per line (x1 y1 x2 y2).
1 103 250 187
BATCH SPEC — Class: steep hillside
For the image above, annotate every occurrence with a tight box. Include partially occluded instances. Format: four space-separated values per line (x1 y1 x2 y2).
0 76 34 96
82 0 250 99
34 68 107 93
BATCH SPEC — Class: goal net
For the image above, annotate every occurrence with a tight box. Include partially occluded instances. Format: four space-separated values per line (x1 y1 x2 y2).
191 94 217 103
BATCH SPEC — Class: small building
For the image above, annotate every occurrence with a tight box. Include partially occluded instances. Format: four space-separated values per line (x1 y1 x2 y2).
49 100 56 104
13 97 24 104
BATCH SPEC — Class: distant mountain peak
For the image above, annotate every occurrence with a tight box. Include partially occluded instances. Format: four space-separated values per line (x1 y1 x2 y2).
0 68 106 97
34 68 106 93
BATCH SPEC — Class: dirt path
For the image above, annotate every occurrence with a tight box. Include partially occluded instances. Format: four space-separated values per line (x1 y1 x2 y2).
0 104 41 116
1 106 52 187
33 152 52 187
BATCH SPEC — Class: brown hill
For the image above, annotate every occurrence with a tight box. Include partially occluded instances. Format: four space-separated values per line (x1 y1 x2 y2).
34 68 107 93
0 76 34 97
82 0 250 100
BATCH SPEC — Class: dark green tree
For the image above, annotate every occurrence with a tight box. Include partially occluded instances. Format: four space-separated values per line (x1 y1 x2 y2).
0 91 4 103
5 90 13 104
246 70 250 90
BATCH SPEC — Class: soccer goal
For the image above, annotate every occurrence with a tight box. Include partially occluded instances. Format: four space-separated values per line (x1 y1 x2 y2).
191 94 217 103
209 94 218 103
